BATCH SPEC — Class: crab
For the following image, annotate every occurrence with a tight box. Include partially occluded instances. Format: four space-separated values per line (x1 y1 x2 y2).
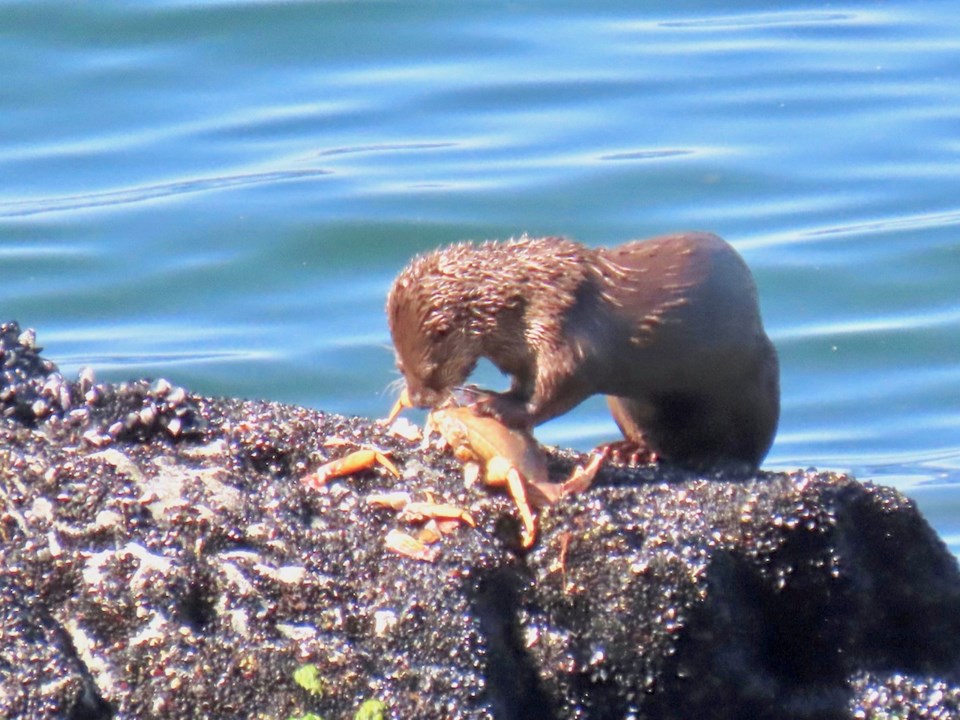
424 405 604 548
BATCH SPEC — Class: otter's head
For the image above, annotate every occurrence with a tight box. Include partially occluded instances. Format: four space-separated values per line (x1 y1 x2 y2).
386 247 486 408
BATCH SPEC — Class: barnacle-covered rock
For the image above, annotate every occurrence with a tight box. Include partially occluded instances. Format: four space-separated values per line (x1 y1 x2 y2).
1 323 959 719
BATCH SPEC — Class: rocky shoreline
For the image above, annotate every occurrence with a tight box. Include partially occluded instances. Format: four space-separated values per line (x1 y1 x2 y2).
2 321 959 719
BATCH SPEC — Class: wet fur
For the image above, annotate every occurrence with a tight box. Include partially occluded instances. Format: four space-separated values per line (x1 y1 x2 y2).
387 232 779 470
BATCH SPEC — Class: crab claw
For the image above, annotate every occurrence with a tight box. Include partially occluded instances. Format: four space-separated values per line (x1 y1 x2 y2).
302 448 400 490
385 387 412 424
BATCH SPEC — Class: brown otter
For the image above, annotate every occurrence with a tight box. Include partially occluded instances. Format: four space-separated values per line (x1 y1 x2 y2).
386 232 779 470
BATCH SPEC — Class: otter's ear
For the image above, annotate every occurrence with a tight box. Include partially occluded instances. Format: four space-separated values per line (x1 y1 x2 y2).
423 310 453 338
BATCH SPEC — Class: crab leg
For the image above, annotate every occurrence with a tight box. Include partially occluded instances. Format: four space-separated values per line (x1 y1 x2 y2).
399 502 476 527
302 448 400 490
501 464 537 549
385 387 412 424
559 452 605 497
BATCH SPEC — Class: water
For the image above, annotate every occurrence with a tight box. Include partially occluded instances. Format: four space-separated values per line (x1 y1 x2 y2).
2 1 958 552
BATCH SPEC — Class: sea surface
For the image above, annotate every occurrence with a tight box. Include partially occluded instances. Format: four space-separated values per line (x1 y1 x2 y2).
1 1 958 553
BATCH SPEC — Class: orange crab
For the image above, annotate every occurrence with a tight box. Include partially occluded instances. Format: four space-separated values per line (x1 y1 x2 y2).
425 405 603 548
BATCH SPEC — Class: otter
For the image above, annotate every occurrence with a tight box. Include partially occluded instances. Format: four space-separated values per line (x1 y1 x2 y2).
386 232 779 470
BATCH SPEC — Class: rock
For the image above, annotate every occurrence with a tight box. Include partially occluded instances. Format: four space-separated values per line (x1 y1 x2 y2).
1 321 959 719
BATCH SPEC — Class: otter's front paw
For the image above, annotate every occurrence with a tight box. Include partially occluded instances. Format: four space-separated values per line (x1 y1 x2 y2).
469 393 533 431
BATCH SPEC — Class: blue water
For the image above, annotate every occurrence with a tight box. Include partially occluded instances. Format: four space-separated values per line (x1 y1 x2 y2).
2 1 958 552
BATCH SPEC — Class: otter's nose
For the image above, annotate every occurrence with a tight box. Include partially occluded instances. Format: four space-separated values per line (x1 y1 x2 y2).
406 384 447 408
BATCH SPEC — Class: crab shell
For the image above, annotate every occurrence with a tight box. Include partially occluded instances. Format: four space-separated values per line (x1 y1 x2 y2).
428 406 561 508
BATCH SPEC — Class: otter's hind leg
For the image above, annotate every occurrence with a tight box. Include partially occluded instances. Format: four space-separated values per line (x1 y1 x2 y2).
601 396 659 465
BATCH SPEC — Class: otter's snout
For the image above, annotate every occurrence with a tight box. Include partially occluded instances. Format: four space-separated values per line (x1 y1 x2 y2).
404 383 449 409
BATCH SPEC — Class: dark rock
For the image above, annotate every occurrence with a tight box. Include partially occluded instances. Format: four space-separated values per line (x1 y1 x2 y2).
1 322 959 719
